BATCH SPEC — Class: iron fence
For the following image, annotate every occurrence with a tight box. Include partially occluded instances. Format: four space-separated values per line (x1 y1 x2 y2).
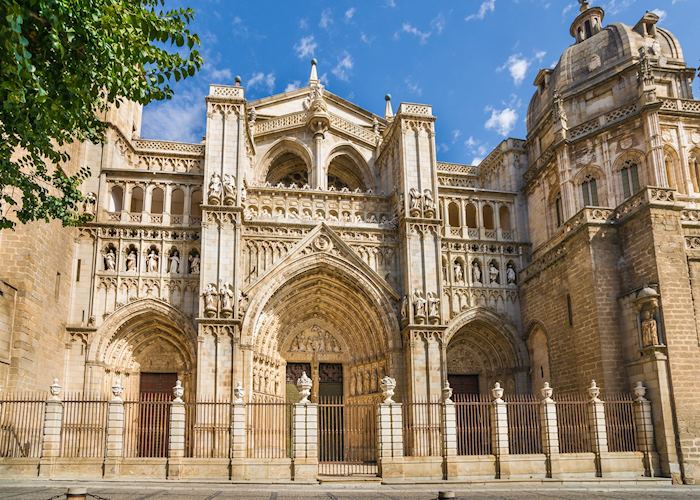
123 393 170 458
403 401 443 457
555 394 592 453
245 402 291 459
453 394 492 456
505 394 542 455
186 400 231 458
604 393 637 452
0 393 45 458
59 395 108 458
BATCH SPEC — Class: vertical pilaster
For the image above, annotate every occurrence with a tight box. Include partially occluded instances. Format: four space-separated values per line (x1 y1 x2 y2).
39 379 63 479
291 403 318 481
377 402 404 479
490 383 509 479
539 383 561 478
104 379 125 478
230 383 246 480
587 380 608 477
167 380 186 480
633 381 659 477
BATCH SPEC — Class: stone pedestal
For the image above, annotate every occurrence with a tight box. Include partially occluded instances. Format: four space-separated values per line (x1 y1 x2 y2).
230 402 246 479
104 398 125 478
38 397 63 479
633 383 660 477
589 396 608 477
490 396 510 479
540 396 561 478
291 403 318 482
377 403 404 478
167 400 186 480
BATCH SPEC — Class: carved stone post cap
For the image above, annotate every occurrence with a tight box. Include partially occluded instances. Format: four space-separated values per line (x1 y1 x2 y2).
111 378 124 401
173 380 184 402
541 382 554 401
380 376 397 404
233 382 244 404
633 381 648 401
442 382 453 403
49 378 62 399
492 382 504 402
296 371 312 404
588 379 601 401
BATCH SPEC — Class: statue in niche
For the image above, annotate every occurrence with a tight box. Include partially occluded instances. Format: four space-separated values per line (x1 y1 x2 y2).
168 250 180 273
552 91 567 127
506 263 517 284
453 261 464 283
203 283 218 317
208 173 222 204
488 262 499 284
248 106 257 126
146 249 159 273
83 192 97 214
423 189 435 217
413 289 427 320
125 250 137 271
219 282 234 317
189 253 200 274
409 188 422 216
641 310 660 347
238 290 249 317
400 295 409 321
240 180 247 203
223 174 236 205
427 292 440 320
472 261 482 284
104 248 116 271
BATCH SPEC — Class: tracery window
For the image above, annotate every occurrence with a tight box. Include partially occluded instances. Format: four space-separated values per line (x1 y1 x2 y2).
620 160 640 199
581 175 599 207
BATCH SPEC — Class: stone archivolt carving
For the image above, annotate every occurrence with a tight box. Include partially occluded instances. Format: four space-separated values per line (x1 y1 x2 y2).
288 325 341 353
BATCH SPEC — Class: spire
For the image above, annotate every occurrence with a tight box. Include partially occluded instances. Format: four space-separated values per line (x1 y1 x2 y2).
309 58 319 85
384 94 393 119
579 0 590 12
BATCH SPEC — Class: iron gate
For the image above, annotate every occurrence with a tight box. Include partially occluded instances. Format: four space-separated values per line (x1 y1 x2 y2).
318 396 378 476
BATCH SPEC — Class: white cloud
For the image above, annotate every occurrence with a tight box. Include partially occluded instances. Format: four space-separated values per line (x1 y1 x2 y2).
345 7 356 21
405 77 422 96
464 136 489 160
320 8 333 29
401 22 431 44
360 32 374 45
485 106 518 136
471 157 484 166
431 13 446 34
650 8 666 20
248 72 276 93
285 81 301 92
465 0 496 21
386 0 396 7
451 129 462 143
299 18 309 29
602 0 636 15
561 3 576 17
209 68 233 82
498 54 530 85
438 143 450 153
142 87 204 143
332 52 353 81
294 35 317 59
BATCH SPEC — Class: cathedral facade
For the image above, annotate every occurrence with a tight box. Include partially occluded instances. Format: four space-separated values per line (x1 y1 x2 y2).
2 2 700 483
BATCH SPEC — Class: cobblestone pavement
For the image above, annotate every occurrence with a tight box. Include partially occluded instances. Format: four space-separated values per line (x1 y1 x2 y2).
1 482 700 500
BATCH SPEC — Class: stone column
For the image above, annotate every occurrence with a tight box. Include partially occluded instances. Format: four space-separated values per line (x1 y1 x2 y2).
377 377 404 479
490 383 510 479
39 379 63 479
292 372 317 481
230 383 246 480
167 380 186 480
163 184 173 226
104 378 125 478
539 383 561 478
633 381 659 477
587 380 608 477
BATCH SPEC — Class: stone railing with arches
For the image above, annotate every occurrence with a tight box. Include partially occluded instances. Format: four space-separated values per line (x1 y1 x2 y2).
253 111 378 146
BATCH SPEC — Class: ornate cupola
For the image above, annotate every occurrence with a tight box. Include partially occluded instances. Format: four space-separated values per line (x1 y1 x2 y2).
570 0 604 43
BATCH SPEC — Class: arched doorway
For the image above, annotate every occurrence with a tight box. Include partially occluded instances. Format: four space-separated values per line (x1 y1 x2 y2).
527 324 551 393
444 309 529 396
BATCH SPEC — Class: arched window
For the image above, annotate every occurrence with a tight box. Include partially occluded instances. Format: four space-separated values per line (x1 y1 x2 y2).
190 189 202 218
665 156 676 191
130 187 144 213
498 206 511 231
483 205 494 230
528 328 550 393
553 193 563 227
171 189 185 215
620 160 640 199
151 187 164 214
109 185 123 212
448 202 460 227
266 151 309 187
581 175 598 206
690 150 700 194
465 203 477 228
327 153 367 191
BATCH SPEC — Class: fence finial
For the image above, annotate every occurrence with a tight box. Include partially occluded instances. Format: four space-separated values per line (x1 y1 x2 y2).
491 382 504 402
49 378 62 400
111 378 124 401
442 381 453 403
541 382 554 402
234 382 244 403
588 379 601 402
380 376 397 404
633 381 647 402
173 380 184 403
296 371 312 404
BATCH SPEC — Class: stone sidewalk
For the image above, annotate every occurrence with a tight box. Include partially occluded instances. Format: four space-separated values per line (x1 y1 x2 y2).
1 481 700 500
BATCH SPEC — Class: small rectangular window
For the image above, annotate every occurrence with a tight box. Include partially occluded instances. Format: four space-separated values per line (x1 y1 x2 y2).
76 259 81 282
566 294 574 327
630 165 640 193
555 197 563 227
622 169 631 199
54 272 61 301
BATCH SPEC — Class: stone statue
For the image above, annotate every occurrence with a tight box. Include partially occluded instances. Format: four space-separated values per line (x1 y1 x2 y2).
168 250 180 273
203 283 218 317
126 250 137 271
427 292 440 320
240 180 247 203
506 263 517 284
423 189 435 217
104 248 116 271
234 382 244 404
552 91 567 127
409 188 422 216
472 261 482 284
189 253 200 274
219 282 234 317
453 261 464 283
208 173 222 204
83 192 97 214
223 173 236 205
146 250 159 273
413 289 427 320
248 106 257 126
641 310 660 347
400 295 409 321
238 290 249 317
488 262 499 284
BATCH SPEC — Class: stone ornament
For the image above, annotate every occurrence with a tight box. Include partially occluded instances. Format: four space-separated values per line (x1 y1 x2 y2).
472 261 482 284
168 250 180 273
233 382 244 403
541 382 553 402
104 248 117 271
112 378 124 401
380 376 396 404
407 188 436 218
289 325 341 353
189 253 200 274
491 382 504 402
223 174 236 205
126 250 137 272
203 283 218 318
49 378 62 399
296 371 312 404
588 380 601 402
173 380 184 402
442 382 453 403
633 381 647 402
488 262 500 284
506 263 517 284
219 282 234 317
208 173 222 204
635 286 663 348
400 295 409 323
83 192 97 214
413 289 427 323
453 261 464 283
427 292 440 323
146 249 159 273
423 190 435 217
409 188 422 216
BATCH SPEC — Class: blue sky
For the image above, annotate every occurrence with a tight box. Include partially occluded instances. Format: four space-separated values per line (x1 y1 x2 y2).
142 0 700 165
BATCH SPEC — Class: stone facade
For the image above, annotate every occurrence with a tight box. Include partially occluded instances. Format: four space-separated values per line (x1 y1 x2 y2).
2 2 700 483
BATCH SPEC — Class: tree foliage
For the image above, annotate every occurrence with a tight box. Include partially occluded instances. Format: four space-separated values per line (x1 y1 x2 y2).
0 0 202 229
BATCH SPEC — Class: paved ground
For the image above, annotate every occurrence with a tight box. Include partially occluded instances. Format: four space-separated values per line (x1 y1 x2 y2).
1 481 700 500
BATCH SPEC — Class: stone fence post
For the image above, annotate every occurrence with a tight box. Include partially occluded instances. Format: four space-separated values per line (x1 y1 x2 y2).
231 382 246 480
39 378 63 479
539 382 561 478
633 381 658 476
490 383 509 479
167 380 186 480
292 372 318 481
587 380 608 477
104 378 125 478
377 377 403 479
